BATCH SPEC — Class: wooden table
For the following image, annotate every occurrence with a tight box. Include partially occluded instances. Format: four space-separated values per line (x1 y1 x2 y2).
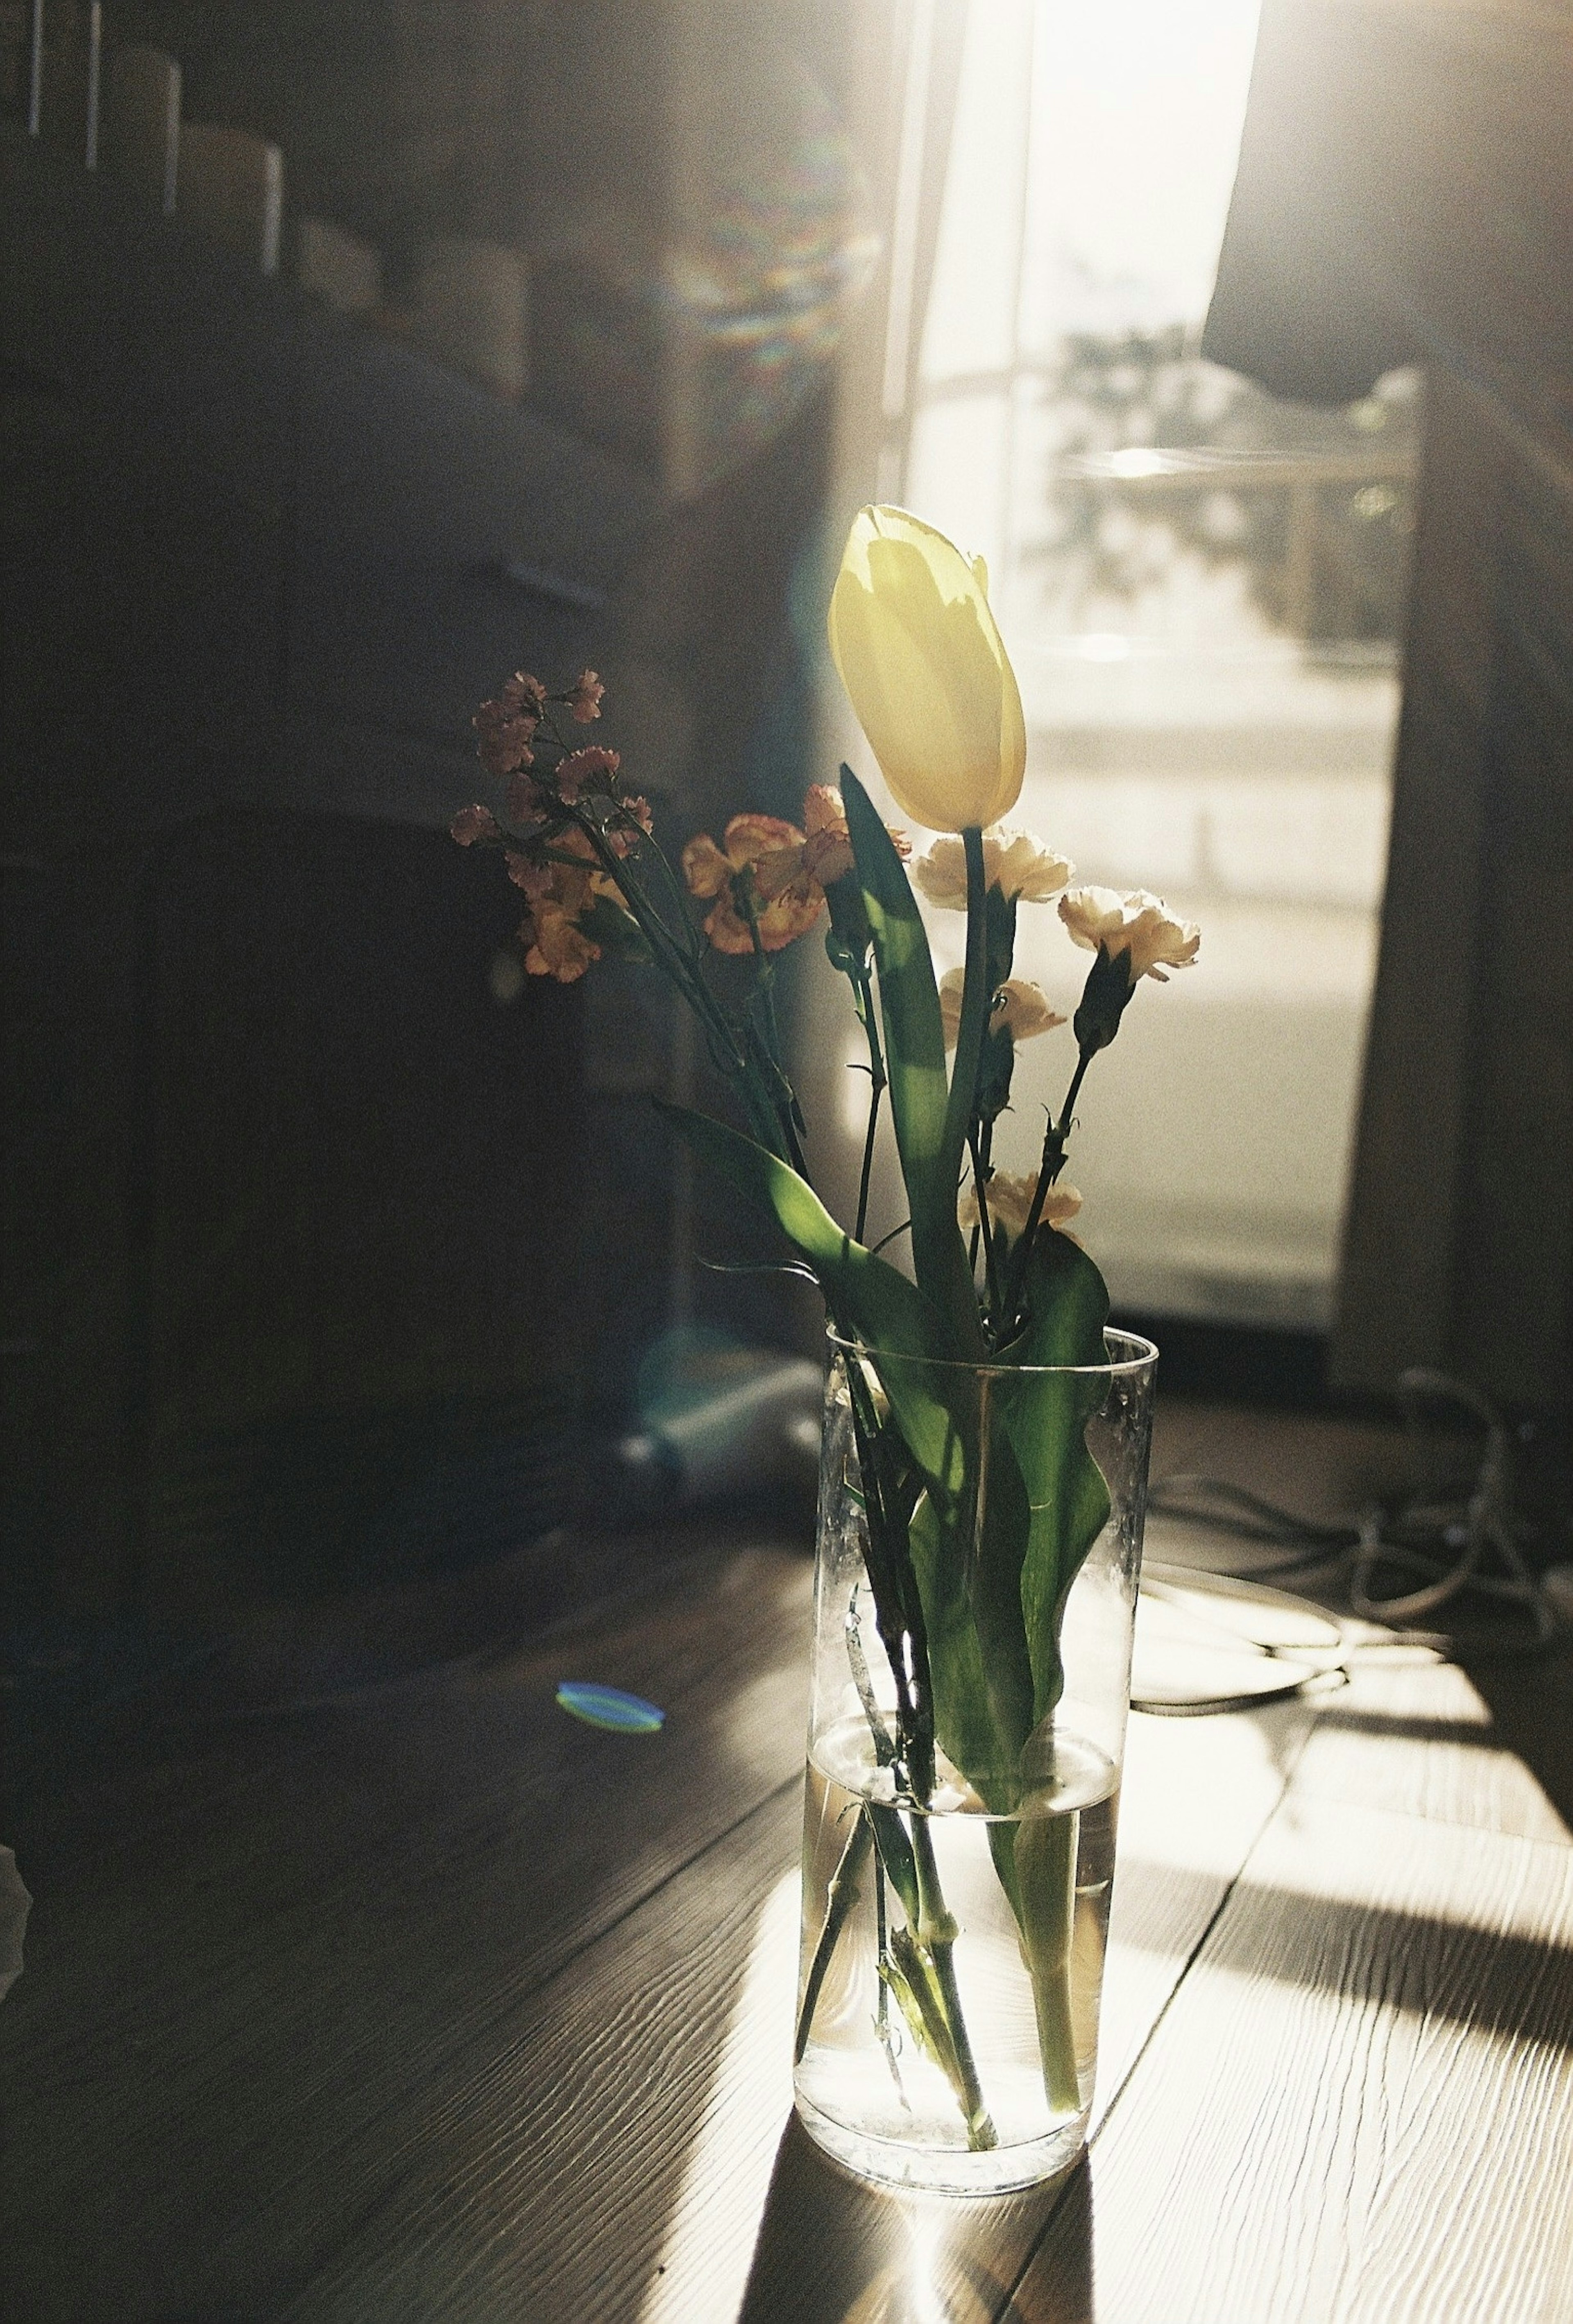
4 1514 1573 2322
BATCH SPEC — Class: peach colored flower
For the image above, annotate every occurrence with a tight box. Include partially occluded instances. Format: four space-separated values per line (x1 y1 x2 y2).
994 980 1064 1041
450 804 499 847
1058 886 1200 981
801 782 911 869
523 904 600 983
959 1169 1081 1242
510 827 626 916
750 785 911 918
565 669 605 722
938 969 1065 1049
797 783 856 888
913 826 1073 910
752 789 850 903
682 813 827 954
680 832 736 900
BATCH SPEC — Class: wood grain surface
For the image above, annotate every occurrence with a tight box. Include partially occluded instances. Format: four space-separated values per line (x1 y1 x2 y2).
1288 1650 1571 1845
2 1545 812 2321
4 1519 1570 2323
1013 1799 1573 2324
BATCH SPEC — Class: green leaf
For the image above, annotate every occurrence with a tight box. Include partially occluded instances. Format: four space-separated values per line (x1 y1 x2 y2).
655 1102 963 1484
884 1238 1110 1806
998 1232 1114 1723
908 1469 1034 1813
839 768 981 1357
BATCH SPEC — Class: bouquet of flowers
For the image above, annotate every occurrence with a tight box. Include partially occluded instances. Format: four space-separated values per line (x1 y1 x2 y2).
453 506 1198 2158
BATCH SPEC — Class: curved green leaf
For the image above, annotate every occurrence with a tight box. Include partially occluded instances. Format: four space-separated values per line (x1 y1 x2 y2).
655 1101 964 1483
839 769 982 1356
999 1231 1114 1722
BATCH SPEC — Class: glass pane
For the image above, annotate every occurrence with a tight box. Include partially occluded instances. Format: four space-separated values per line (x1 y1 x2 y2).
900 0 1414 1330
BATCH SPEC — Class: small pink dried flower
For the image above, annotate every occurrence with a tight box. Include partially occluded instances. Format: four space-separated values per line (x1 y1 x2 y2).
504 849 553 901
555 745 621 801
450 804 499 847
505 771 548 827
475 702 536 777
564 669 605 723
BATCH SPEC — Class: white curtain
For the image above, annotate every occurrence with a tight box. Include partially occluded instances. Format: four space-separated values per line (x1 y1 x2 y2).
874 0 1404 1330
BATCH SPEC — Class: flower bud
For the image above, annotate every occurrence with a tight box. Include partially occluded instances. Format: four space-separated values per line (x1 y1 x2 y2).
828 506 1027 832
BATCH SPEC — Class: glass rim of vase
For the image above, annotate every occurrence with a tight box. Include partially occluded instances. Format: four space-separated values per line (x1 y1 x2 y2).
825 1323 1158 1382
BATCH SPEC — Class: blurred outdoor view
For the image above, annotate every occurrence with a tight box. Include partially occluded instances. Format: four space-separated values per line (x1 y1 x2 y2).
885 0 1414 1329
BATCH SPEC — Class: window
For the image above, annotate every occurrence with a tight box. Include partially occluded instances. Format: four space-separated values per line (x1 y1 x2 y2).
891 0 1414 1329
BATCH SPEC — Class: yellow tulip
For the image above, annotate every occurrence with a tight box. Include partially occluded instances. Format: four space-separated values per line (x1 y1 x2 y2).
827 506 1027 833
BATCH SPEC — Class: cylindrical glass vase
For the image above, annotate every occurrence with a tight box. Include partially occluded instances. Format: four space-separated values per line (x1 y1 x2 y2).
793 1330 1156 2195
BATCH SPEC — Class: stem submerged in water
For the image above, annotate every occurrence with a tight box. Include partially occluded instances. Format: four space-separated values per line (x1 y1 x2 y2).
1014 1806 1083 2115
796 1791 1000 2151
795 1809 874 2065
908 1811 995 2148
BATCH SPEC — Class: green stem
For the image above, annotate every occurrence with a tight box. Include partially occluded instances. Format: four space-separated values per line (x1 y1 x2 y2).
1001 1043 1097 1328
853 969 887 1248
832 1378 995 2147
741 890 808 1162
874 1852 893 2047
563 814 735 1065
569 815 794 1165
1014 1807 1083 2115
968 1128 1002 1323
941 827 993 1193
841 1361 934 1799
909 1816 996 2149
795 1809 874 2063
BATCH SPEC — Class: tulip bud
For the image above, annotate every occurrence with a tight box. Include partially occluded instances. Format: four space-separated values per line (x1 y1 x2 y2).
828 506 1027 833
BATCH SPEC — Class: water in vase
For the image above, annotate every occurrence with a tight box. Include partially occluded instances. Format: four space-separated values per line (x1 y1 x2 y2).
794 1714 1120 2195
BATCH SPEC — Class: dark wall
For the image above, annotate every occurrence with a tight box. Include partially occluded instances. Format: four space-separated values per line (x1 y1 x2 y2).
0 122 653 1617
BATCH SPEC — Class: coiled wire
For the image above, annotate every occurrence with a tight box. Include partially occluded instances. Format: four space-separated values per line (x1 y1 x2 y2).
1136 1369 1567 1713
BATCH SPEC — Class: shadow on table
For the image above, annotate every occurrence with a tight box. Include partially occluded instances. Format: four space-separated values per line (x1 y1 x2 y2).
1464 1643 1573 1832
737 2114 1093 2323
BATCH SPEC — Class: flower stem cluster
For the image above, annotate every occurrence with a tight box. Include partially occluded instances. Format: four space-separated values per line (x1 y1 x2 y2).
451 510 1203 2152
452 673 868 1176
453 669 657 984
899 826 1200 1339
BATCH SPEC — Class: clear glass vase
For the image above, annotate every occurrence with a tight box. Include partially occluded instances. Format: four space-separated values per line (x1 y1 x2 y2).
793 1329 1157 2195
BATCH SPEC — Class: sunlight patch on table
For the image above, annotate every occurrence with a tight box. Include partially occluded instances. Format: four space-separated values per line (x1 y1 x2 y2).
638 1870 799 2322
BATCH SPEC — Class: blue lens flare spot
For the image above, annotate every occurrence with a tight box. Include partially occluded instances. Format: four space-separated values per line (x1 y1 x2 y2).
555 1680 666 1734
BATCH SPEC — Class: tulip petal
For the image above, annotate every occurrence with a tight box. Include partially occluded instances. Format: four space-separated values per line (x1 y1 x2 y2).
829 508 1026 832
